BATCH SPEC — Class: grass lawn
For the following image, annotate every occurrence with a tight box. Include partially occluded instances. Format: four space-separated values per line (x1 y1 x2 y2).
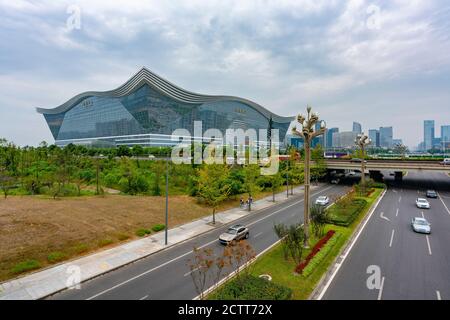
247 188 384 300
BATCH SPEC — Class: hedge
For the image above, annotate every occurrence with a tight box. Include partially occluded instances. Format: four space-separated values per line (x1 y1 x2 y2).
327 199 367 227
295 230 336 274
301 232 341 277
212 275 292 300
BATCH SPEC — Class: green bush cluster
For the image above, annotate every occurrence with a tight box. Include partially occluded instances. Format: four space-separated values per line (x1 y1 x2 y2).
11 260 41 274
302 233 341 278
136 229 152 237
151 224 166 232
212 275 292 300
327 199 367 227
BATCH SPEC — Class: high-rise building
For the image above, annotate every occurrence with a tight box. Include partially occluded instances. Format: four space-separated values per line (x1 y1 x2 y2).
379 127 393 148
368 129 380 148
441 125 450 146
353 122 362 134
327 128 339 149
424 120 435 151
332 131 358 149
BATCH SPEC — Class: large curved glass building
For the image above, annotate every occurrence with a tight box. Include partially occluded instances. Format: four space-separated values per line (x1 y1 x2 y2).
37 67 294 148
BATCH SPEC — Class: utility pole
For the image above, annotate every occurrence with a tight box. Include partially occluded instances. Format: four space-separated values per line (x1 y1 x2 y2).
291 105 326 247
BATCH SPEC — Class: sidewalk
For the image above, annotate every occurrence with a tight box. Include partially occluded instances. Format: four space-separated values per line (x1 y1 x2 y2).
0 184 314 300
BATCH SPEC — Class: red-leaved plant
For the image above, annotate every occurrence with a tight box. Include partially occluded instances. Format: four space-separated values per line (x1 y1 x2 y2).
295 230 336 274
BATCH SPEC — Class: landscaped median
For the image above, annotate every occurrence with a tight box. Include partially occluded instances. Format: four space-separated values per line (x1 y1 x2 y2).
207 186 385 300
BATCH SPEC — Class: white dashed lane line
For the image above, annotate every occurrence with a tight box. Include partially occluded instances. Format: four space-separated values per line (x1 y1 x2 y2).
389 230 395 248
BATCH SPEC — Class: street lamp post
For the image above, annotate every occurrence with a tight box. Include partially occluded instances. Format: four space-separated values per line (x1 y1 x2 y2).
355 133 371 194
292 105 326 247
165 158 169 245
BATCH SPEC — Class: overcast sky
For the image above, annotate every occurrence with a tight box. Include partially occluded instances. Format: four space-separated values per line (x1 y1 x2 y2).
1 0 450 148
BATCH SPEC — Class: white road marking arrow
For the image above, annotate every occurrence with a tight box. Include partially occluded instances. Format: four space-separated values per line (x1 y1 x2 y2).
380 212 390 222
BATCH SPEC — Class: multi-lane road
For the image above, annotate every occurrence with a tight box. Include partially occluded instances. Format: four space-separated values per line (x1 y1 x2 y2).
50 183 350 300
321 171 450 300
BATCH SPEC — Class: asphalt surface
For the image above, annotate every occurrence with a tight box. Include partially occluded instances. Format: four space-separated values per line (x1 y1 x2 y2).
322 171 450 300
50 183 350 300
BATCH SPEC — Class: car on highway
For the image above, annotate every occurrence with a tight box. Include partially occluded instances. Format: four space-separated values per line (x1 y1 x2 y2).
219 224 249 245
350 158 367 163
426 190 438 199
442 158 450 165
416 198 431 209
315 196 330 206
331 178 340 184
411 217 431 234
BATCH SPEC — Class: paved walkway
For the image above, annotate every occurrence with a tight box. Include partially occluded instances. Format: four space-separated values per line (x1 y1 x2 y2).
0 184 313 300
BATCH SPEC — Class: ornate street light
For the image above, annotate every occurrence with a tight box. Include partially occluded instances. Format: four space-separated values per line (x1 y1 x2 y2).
355 133 371 193
292 105 326 247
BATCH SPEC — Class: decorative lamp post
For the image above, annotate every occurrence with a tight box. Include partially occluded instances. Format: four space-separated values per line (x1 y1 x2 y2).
355 133 371 193
291 105 326 247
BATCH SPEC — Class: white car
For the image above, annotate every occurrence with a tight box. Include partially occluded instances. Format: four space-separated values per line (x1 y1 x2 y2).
315 196 330 206
416 198 430 209
411 217 431 234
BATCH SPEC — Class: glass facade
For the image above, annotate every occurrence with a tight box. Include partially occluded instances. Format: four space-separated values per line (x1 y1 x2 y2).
424 120 435 151
38 71 293 148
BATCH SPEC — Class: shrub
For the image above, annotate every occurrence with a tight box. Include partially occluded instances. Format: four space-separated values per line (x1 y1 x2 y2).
212 275 292 300
12 260 41 274
136 229 152 237
152 224 166 232
295 230 336 274
47 252 67 263
327 199 367 227
302 233 341 277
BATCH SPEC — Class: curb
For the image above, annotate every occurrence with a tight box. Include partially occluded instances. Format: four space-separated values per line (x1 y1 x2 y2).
309 188 387 300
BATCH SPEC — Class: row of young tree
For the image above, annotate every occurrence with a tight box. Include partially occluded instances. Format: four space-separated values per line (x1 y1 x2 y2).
0 138 327 201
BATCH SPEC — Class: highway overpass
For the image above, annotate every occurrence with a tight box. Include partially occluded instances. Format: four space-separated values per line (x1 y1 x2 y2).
324 160 450 182
325 160 450 172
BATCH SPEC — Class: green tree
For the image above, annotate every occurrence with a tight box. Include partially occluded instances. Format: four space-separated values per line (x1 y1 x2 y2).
197 164 231 224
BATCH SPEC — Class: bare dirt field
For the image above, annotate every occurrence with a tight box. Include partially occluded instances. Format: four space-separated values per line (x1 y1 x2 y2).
0 189 280 282
0 194 216 282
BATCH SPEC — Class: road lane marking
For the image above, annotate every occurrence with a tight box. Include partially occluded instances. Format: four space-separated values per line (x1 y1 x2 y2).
421 211 425 219
396 208 399 217
86 185 336 300
437 291 441 301
426 235 432 256
184 267 199 277
437 192 450 216
389 230 395 248
317 189 387 300
378 277 385 301
398 196 402 203
254 232 263 238
380 212 390 222
139 295 149 300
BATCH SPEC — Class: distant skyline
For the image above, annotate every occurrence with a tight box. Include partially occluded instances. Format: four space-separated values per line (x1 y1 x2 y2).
1 0 450 148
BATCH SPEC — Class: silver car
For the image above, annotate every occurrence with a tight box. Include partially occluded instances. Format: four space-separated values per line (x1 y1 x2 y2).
411 217 431 234
416 198 430 209
219 225 249 245
315 196 330 206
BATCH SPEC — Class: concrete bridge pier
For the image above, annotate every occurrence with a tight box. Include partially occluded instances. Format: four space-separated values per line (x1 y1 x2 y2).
369 170 384 182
